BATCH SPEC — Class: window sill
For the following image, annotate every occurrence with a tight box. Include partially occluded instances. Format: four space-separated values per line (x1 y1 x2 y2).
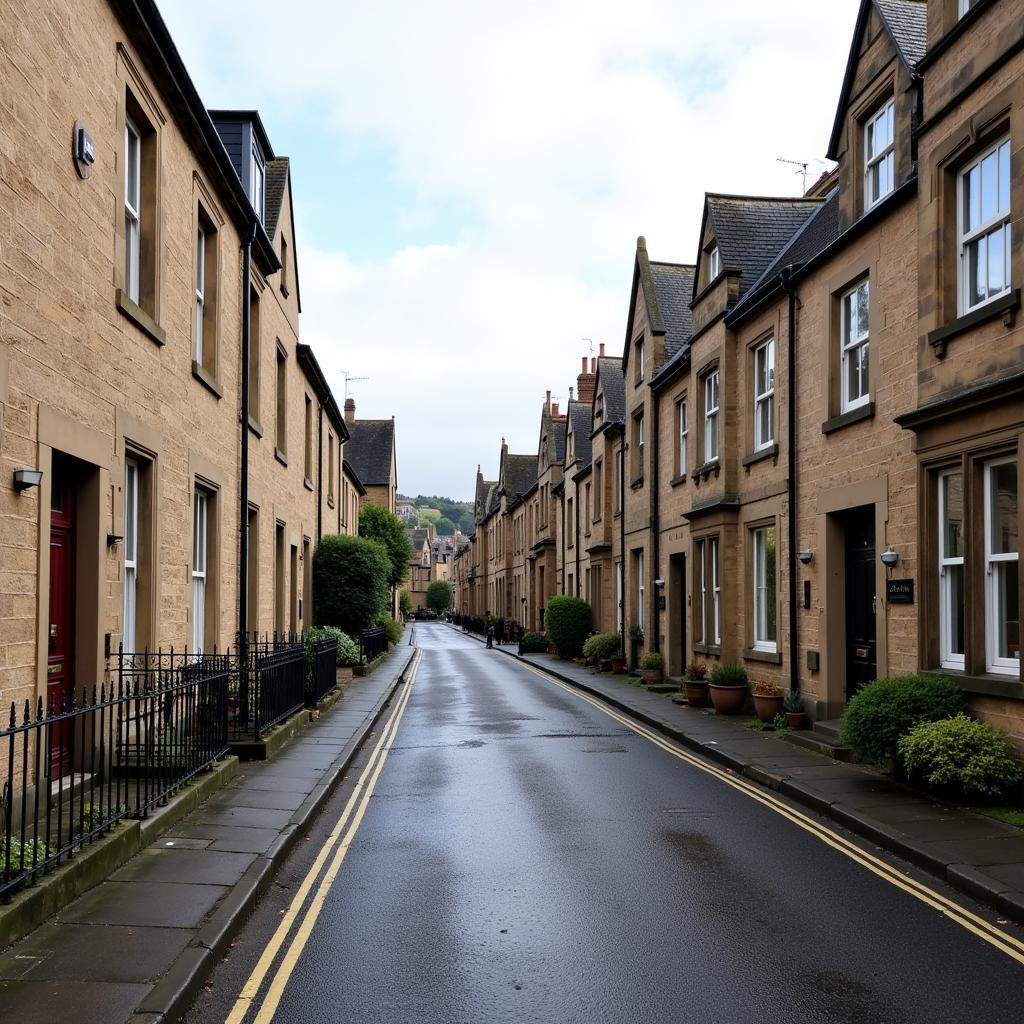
669 474 687 487
191 361 222 399
116 289 166 347
693 643 721 657
822 402 874 436
304 477 314 492
743 646 782 665
922 668 1023 700
742 444 778 468
274 447 288 467
927 289 1020 358
630 476 645 490
327 497 335 509
691 459 720 482
248 416 264 438
281 283 290 299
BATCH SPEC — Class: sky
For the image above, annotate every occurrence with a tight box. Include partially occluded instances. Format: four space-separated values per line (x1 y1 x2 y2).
159 0 862 501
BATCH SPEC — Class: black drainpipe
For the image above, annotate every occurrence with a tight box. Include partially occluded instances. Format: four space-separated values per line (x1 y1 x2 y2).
650 392 660 654
574 478 580 596
617 425 626 659
781 263 803 693
315 400 323 543
238 218 257 659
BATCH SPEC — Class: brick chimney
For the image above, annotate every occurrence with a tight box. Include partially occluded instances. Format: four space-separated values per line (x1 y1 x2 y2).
599 342 606 357
545 390 551 412
552 401 560 418
344 398 355 423
577 353 596 404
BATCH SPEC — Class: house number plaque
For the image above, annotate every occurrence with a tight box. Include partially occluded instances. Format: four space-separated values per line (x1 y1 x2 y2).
886 578 914 604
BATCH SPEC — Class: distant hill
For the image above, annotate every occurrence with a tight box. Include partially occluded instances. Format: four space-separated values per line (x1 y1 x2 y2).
398 494 474 534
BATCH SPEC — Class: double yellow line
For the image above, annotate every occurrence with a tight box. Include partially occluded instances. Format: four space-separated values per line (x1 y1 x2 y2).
520 661 1024 968
225 649 421 1024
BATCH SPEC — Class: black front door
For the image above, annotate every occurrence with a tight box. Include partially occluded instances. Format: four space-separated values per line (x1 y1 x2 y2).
844 508 876 701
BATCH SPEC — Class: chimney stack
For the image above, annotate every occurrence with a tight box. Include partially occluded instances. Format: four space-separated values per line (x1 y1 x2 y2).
545 389 551 412
344 398 356 423
576 349 597 404
569 386 574 401
552 402 560 418
599 343 606 357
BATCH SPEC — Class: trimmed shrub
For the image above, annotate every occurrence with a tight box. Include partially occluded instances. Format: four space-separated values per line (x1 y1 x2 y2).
582 632 621 663
375 613 404 647
305 625 360 667
426 580 453 614
708 664 748 686
640 652 664 670
520 631 547 654
898 715 1023 801
399 589 413 618
840 674 966 764
313 535 390 636
543 596 593 658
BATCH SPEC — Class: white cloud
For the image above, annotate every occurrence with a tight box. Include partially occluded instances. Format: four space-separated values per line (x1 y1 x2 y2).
159 0 860 498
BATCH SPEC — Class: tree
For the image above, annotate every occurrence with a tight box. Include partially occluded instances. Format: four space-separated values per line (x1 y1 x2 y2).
313 535 390 636
399 589 413 618
435 516 457 536
426 580 453 615
359 503 413 591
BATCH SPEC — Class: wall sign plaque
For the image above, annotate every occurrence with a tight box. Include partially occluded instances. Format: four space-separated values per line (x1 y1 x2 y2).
886 578 914 604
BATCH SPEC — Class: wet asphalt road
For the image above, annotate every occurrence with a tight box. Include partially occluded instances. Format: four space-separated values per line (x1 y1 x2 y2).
187 624 1024 1024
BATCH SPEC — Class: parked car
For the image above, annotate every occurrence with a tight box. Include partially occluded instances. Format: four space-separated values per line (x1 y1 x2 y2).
415 608 437 620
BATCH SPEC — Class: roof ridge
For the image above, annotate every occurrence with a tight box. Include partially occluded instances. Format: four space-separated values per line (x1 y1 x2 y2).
706 192 824 204
649 260 697 270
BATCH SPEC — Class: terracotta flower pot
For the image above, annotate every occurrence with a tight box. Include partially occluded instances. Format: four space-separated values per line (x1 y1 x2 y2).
709 684 748 715
598 658 612 672
640 668 663 684
684 680 710 708
610 656 626 673
753 693 784 723
785 711 808 730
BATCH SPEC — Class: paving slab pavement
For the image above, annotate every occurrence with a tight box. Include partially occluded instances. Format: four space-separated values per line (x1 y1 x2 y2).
0 638 416 1023
458 628 1024 924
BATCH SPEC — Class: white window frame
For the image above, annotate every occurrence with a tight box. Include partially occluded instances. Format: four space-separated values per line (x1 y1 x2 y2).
958 0 981 16
616 561 623 633
192 488 208 655
752 526 777 652
753 339 775 451
678 399 688 477
123 459 138 653
958 136 1012 315
195 226 205 364
984 457 1019 675
251 144 266 224
637 413 645 471
637 549 645 632
124 117 141 303
696 539 706 646
615 447 623 513
708 246 720 281
841 279 870 413
711 537 721 646
637 340 645 382
938 469 966 670
704 370 720 463
864 98 895 209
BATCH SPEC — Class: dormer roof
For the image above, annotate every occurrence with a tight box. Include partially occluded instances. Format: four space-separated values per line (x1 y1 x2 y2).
594 357 625 426
503 454 538 501
827 0 927 159
566 400 593 469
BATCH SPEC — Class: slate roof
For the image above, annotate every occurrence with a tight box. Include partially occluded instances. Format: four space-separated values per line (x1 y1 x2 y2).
264 157 290 241
344 420 395 487
567 401 593 469
649 263 695 364
874 0 928 68
484 481 500 517
405 527 430 554
553 415 567 462
700 195 822 302
597 357 625 425
504 454 537 500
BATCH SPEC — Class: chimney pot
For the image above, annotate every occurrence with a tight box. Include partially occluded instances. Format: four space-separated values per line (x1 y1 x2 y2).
344 397 356 423
581 357 587 373
599 342 606 357
591 357 596 373
546 389 551 410
569 386 574 400
552 402 559 417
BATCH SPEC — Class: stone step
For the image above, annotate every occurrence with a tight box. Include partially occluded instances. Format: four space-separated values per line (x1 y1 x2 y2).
645 682 682 694
813 718 844 742
783 729 858 762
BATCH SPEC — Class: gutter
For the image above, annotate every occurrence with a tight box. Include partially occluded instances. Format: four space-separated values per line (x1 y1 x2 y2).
238 218 257 657
650 393 660 654
781 263 803 694
316 398 323 543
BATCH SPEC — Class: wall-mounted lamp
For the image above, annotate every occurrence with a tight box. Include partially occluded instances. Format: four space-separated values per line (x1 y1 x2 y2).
13 469 43 492
880 546 899 568
107 534 124 547
653 578 665 589
798 550 814 565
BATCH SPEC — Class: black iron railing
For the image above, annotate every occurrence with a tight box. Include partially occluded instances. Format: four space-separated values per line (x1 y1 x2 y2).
1 650 229 904
359 627 388 664
305 637 339 708
227 640 305 743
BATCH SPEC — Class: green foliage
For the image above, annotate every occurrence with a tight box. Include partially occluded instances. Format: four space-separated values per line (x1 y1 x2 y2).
375 613 404 646
426 579 453 614
840 674 967 764
399 589 413 617
772 713 789 732
753 680 783 697
708 664 748 686
582 632 621 662
435 517 457 535
898 715 1023 801
359 503 413 591
313 534 390 636
520 631 547 654
399 494 475 533
2 836 51 873
543 596 593 658
640 651 664 670
685 661 707 681
418 507 442 525
783 689 805 713
304 624 360 667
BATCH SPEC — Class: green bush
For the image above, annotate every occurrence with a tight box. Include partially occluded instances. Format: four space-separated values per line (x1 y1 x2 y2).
399 589 413 618
783 689 805 713
582 632 621 662
313 535 390 636
520 631 547 654
840 674 966 764
708 664 748 686
640 651 664 670
304 625 360 667
426 580 453 614
685 661 707 681
375 613 404 647
898 715 1023 801
543 596 592 658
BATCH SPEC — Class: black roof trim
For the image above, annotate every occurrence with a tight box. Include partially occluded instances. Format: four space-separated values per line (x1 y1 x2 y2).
296 344 347 440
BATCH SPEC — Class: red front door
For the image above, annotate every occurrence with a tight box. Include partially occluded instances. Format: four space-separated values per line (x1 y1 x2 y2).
48 467 75 777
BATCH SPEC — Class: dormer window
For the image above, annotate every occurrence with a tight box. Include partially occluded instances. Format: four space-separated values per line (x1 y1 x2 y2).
634 338 644 385
708 245 720 282
595 395 604 424
250 143 265 223
864 99 895 209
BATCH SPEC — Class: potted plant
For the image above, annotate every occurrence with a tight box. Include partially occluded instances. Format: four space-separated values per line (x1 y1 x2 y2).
752 680 785 723
784 689 808 730
640 651 664 684
708 664 748 715
683 661 710 708
610 649 627 674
